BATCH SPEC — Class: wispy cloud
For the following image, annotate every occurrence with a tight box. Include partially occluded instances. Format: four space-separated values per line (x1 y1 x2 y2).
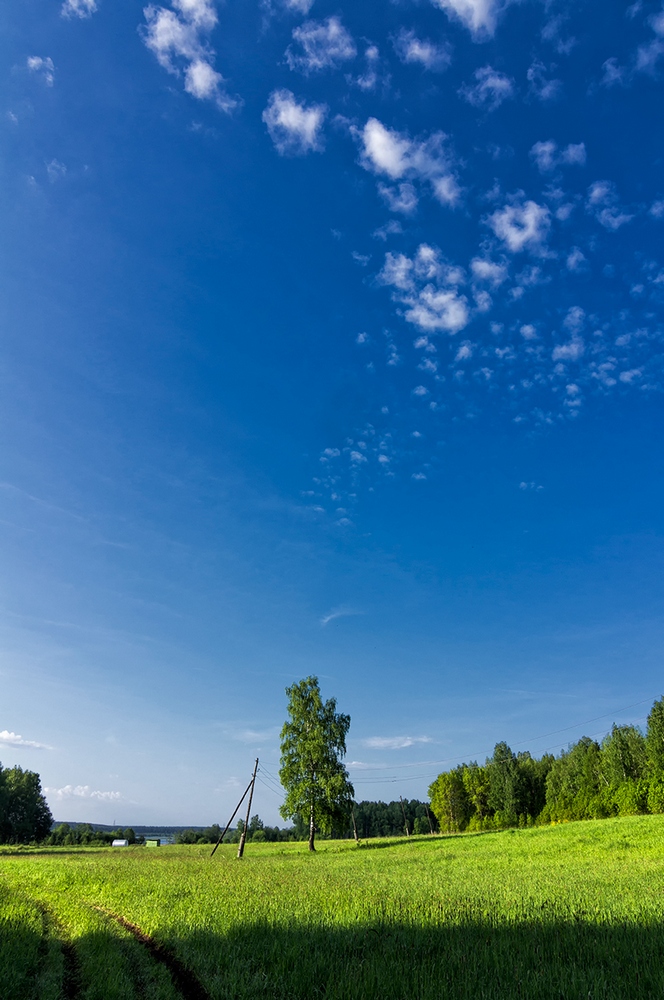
392 28 451 72
320 606 364 626
362 735 433 750
45 784 120 801
286 16 356 74
221 725 280 743
27 56 55 86
61 0 97 18
0 730 51 750
459 66 515 110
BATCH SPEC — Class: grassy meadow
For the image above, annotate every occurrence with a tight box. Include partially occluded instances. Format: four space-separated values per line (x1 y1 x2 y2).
1 814 664 1000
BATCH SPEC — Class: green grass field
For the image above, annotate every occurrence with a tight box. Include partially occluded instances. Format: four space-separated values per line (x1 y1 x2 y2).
2 814 664 1000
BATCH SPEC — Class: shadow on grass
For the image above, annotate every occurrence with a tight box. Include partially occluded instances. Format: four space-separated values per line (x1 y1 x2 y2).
158 917 664 1000
3 913 664 1000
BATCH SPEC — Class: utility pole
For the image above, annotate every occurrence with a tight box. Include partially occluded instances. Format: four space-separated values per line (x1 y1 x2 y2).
237 758 259 859
210 775 254 857
351 806 359 843
424 802 434 835
400 796 410 837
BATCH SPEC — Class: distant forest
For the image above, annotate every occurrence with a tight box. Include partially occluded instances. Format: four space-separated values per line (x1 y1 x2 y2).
428 696 664 833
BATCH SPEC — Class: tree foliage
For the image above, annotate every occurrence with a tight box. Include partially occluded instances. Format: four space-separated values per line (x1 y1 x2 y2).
279 676 354 850
0 764 53 844
429 696 664 833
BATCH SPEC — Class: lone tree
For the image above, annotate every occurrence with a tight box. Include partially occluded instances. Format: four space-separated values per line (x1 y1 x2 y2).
279 676 353 851
0 764 53 844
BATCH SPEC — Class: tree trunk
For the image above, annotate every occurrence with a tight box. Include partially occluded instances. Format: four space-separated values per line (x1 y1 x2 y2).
308 803 316 851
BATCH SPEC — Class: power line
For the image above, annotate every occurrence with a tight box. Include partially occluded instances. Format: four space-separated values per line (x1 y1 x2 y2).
264 694 656 776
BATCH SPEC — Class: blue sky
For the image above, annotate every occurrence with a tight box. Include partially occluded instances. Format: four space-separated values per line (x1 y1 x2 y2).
2 0 664 824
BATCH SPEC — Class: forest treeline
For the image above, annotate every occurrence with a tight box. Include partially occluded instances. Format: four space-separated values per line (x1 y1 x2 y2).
429 696 664 832
175 800 437 843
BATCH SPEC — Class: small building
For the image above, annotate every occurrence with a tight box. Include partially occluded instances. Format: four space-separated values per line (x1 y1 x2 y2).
112 839 129 847
145 838 161 847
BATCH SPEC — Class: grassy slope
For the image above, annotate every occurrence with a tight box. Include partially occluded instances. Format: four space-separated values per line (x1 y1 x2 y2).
1 815 664 999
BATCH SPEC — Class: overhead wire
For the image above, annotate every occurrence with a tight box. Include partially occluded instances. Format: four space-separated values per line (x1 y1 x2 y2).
260 694 656 777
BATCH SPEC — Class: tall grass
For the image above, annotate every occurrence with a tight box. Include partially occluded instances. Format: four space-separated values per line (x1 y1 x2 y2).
1 815 664 998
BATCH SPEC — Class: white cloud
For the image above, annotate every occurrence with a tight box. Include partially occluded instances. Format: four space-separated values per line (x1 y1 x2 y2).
363 735 433 749
27 56 55 86
552 337 584 361
379 244 470 334
586 181 633 230
0 730 51 750
430 0 508 39
470 257 508 286
61 0 97 17
359 118 460 209
282 0 314 11
393 28 451 71
372 219 403 241
601 57 625 87
46 159 67 182
527 59 562 101
566 247 587 272
636 10 664 74
459 65 514 110
378 182 419 215
286 16 356 73
45 784 121 801
262 89 326 155
353 44 382 91
530 140 586 173
650 199 664 219
488 198 551 253
601 57 626 88
141 0 237 111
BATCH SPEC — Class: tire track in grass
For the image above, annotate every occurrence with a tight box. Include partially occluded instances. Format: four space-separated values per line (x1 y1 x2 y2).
35 899 82 1000
60 940 81 1000
93 907 210 1000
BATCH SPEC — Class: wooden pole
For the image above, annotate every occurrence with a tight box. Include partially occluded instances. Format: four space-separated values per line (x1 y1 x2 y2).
351 806 359 843
210 778 253 857
237 758 259 859
424 802 434 835
400 796 410 837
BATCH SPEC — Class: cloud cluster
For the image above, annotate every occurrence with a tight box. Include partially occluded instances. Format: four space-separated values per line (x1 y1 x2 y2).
379 244 470 333
263 89 327 154
358 118 460 213
142 0 237 110
586 181 633 230
0 730 51 750
286 16 356 73
27 56 55 86
530 140 586 173
45 784 121 801
488 197 551 253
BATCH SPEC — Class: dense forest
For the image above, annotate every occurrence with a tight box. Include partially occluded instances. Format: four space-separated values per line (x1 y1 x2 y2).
429 696 664 832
